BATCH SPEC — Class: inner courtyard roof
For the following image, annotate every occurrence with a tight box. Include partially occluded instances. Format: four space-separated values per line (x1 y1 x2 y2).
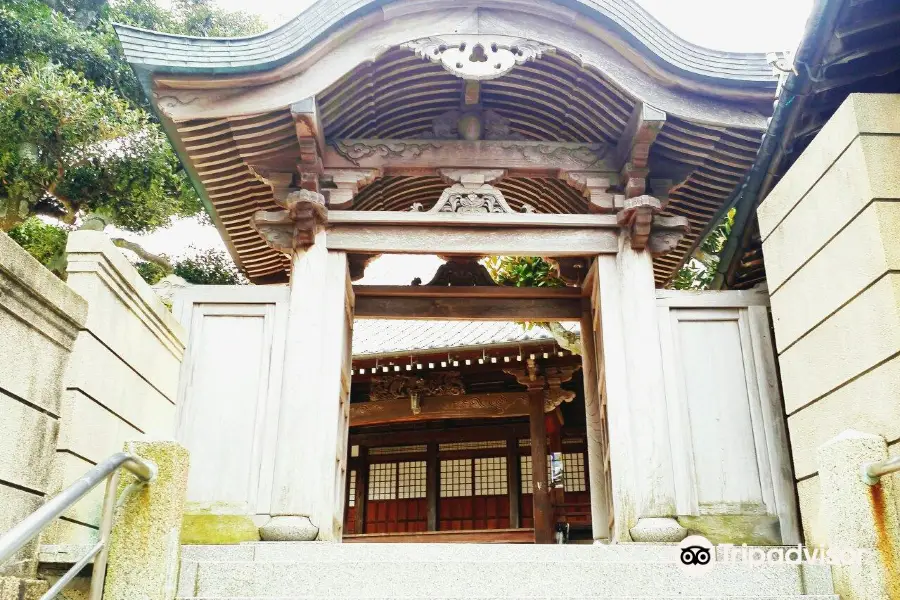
114 0 781 285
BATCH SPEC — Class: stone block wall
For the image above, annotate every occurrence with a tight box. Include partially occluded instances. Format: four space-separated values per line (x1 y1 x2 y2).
40 231 186 551
757 93 900 546
0 232 88 577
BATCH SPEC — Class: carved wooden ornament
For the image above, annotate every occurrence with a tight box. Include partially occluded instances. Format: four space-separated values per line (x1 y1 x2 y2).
406 37 551 81
250 189 327 253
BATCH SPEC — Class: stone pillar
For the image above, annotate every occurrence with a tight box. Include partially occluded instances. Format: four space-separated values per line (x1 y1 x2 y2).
817 430 900 599
103 440 189 600
261 231 353 542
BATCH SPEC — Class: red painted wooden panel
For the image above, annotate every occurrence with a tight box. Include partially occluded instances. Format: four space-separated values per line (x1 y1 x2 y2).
365 499 428 533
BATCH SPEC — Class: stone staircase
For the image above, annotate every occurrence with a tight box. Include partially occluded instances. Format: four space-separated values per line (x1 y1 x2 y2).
176 543 837 599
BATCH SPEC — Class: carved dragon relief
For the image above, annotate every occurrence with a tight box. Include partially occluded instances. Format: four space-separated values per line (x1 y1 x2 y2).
333 141 442 167
405 36 553 81
369 372 465 414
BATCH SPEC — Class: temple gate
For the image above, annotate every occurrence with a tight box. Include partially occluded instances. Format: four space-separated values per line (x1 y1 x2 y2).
117 0 799 545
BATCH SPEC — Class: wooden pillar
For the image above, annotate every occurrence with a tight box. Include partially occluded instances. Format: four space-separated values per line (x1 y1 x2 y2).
506 437 521 529
547 412 564 524
426 442 439 531
528 389 553 544
262 231 355 541
616 236 679 538
355 446 368 535
579 301 610 540
593 233 683 542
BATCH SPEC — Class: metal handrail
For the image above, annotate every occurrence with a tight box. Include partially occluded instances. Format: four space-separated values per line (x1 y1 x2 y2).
0 452 157 600
863 456 900 486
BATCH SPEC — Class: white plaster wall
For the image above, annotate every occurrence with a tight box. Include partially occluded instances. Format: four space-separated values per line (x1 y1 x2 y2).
0 232 87 577
41 231 186 549
757 93 900 547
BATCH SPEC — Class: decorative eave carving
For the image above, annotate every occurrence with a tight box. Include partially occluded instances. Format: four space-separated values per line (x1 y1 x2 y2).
505 360 579 412
369 372 465 403
412 169 518 214
250 189 327 253
329 140 612 172
406 36 552 81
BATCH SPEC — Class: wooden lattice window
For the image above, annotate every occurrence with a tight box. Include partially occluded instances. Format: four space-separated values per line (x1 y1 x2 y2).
368 461 427 500
562 453 586 492
398 461 427 499
348 469 356 507
440 459 473 497
368 463 397 500
474 457 507 496
520 453 587 493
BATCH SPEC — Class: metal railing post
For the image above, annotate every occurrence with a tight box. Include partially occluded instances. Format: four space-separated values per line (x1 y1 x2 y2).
0 452 156 600
862 455 900 485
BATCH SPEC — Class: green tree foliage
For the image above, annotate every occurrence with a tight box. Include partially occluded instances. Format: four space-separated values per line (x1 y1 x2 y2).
0 63 200 230
172 248 246 285
672 208 736 290
7 217 69 273
110 0 266 39
0 0 261 277
484 256 579 354
134 259 170 285
486 256 565 288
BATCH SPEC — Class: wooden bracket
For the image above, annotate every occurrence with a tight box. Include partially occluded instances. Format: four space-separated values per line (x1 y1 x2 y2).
616 102 666 199
616 194 661 250
561 171 619 213
322 168 381 209
250 189 328 253
291 97 326 192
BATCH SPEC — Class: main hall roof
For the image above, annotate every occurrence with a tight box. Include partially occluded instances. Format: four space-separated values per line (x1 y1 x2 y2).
114 0 780 285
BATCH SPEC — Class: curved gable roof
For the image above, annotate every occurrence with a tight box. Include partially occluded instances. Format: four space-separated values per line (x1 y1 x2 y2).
114 0 776 90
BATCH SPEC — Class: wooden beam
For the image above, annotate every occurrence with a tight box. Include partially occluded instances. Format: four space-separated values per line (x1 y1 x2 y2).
349 423 531 447
354 296 581 321
350 392 531 427
326 140 616 173
614 102 667 169
354 286 582 299
325 211 619 257
330 211 619 229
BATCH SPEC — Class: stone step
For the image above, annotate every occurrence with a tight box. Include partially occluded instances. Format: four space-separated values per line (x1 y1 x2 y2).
176 559 832 598
178 597 841 600
179 542 833 564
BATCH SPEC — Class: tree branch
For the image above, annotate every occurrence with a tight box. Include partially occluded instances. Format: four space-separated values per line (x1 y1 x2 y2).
539 321 581 356
111 238 173 272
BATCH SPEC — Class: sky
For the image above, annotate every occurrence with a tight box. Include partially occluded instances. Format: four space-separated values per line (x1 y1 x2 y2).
116 0 814 284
